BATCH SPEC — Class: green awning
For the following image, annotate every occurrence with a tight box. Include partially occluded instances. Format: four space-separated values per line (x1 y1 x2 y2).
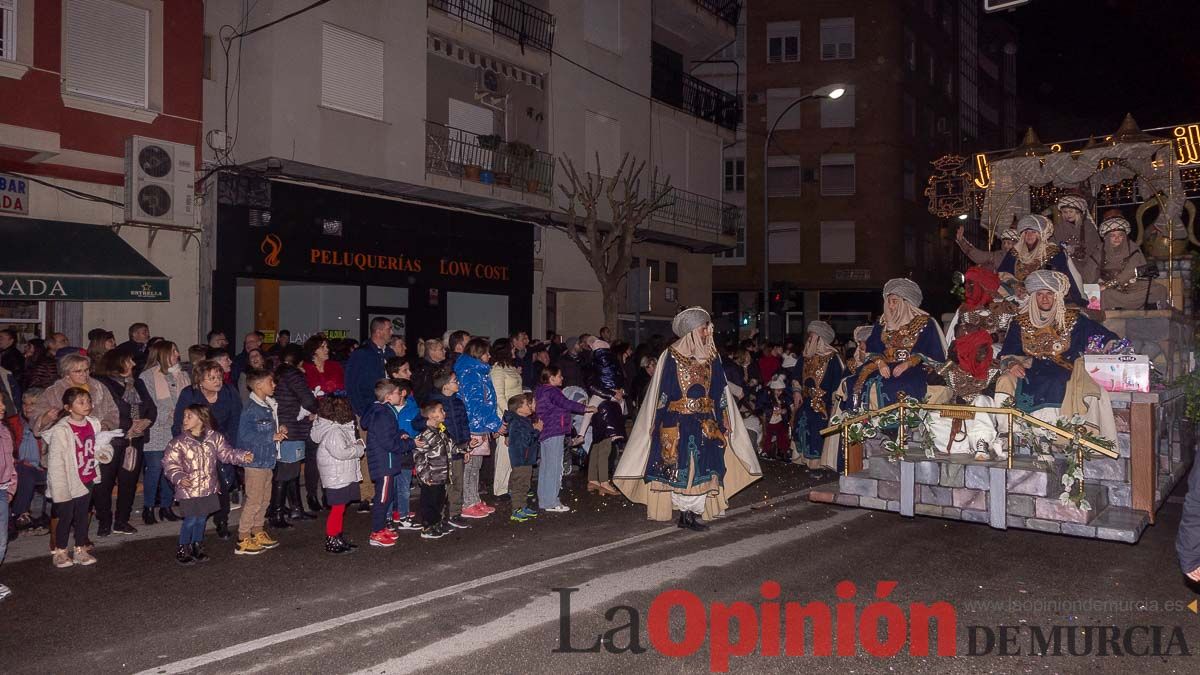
0 216 170 301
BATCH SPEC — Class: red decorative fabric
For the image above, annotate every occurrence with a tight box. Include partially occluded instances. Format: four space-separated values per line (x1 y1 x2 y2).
955 330 994 379
963 266 1001 310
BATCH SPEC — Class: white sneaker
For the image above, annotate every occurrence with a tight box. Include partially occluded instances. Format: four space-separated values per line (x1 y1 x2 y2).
0 583 11 600
543 505 571 513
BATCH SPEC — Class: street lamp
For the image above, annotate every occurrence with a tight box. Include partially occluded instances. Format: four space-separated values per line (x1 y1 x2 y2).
761 83 847 342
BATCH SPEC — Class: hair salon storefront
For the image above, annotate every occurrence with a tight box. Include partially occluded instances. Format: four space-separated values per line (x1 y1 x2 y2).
211 178 533 348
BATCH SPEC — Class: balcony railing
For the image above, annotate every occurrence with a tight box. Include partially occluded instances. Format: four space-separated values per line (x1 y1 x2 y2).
654 182 741 237
428 0 555 53
695 0 741 26
651 62 740 131
425 121 554 198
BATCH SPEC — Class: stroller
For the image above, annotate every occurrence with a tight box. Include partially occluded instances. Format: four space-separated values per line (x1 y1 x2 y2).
562 385 592 477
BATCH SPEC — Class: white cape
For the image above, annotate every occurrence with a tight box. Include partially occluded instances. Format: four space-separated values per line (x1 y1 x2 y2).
614 351 762 521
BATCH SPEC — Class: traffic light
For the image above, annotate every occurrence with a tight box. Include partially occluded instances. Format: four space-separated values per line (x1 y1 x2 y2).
740 311 752 327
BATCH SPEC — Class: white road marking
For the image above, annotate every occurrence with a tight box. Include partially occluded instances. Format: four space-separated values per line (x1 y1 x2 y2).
352 506 867 674
135 484 835 674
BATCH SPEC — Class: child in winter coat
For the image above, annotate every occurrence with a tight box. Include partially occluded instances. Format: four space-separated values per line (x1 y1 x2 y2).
431 371 472 529
389 378 421 532
162 404 253 565
44 387 121 568
235 369 288 556
414 401 454 539
453 338 501 519
502 393 542 523
361 379 405 548
310 395 364 555
534 367 594 513
758 375 793 461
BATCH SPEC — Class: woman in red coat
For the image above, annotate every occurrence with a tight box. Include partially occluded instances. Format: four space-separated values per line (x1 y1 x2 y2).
302 336 345 397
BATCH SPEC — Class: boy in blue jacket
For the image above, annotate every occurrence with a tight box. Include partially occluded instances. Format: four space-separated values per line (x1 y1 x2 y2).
430 371 472 529
390 378 421 533
503 393 542 523
236 369 287 556
361 379 404 548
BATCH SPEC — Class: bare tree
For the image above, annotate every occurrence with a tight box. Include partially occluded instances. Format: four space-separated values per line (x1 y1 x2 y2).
557 152 673 330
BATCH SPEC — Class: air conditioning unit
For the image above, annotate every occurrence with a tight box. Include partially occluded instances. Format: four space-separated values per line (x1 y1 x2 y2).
479 67 502 94
124 137 196 226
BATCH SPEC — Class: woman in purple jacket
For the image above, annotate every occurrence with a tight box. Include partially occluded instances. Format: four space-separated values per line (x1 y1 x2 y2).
534 367 594 513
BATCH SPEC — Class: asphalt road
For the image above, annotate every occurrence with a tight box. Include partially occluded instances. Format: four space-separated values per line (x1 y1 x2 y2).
3 462 1199 674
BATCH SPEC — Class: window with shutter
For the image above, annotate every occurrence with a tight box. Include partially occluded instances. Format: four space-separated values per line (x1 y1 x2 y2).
321 23 384 120
768 222 802 264
820 153 855 196
63 0 149 108
767 21 800 63
767 88 802 130
584 0 620 53
819 18 854 60
767 158 801 197
820 85 855 128
0 0 15 62
585 110 620 176
820 221 855 263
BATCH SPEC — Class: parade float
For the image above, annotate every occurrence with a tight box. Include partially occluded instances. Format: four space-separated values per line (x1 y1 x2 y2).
811 115 1200 543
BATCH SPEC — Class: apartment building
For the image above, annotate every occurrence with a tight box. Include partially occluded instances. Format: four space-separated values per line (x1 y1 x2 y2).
707 0 1017 341
202 0 743 345
0 0 204 344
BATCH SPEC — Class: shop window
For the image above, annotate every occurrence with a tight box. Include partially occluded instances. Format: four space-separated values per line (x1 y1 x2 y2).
448 291 509 340
321 23 384 120
819 18 854 60
665 261 678 283
366 285 409 308
64 0 150 107
767 21 800 63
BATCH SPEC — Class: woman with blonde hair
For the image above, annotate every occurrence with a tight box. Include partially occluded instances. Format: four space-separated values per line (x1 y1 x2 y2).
138 341 191 525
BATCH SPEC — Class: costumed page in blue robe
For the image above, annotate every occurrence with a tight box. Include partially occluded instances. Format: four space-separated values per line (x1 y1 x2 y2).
999 310 1117 411
644 350 731 489
997 248 1085 306
793 353 844 461
848 316 946 408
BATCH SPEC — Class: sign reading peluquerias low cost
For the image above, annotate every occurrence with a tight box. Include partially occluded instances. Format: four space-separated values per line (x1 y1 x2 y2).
0 173 29 215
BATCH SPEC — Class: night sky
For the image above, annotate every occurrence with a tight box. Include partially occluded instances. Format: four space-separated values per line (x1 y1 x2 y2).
1006 0 1200 143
